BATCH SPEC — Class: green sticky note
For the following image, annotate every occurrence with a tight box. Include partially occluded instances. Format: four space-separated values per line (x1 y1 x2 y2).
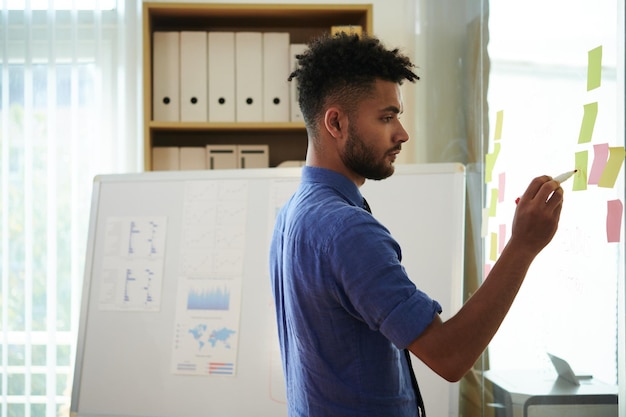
494 110 504 140
578 102 598 144
587 46 602 91
598 146 626 188
485 154 495 183
573 151 588 191
489 188 498 217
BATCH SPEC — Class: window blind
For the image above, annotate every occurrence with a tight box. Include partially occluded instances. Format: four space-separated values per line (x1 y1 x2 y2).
0 2 140 416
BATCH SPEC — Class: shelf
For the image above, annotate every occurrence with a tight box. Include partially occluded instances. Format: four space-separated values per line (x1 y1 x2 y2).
149 121 306 132
142 2 372 170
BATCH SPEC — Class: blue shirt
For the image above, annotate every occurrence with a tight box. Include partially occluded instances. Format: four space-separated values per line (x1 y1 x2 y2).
270 166 442 417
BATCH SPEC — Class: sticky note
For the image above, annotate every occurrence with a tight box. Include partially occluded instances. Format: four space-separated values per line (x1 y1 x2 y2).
485 155 494 183
588 143 609 185
573 151 588 191
498 172 506 202
606 199 623 243
587 46 602 91
598 146 626 188
494 110 504 140
493 142 501 159
485 143 501 183
481 208 489 238
490 232 498 261
484 263 492 279
489 188 498 217
498 224 506 254
578 102 598 144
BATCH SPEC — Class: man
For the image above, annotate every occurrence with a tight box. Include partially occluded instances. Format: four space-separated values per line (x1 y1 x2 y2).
269 33 563 417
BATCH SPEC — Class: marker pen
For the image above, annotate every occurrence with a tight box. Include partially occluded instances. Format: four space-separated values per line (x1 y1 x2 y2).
553 169 578 183
515 169 577 204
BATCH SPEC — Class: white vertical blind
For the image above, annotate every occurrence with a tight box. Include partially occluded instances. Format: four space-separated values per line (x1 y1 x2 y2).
0 1 140 416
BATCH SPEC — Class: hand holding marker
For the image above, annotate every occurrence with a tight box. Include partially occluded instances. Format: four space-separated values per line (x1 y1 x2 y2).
515 169 577 205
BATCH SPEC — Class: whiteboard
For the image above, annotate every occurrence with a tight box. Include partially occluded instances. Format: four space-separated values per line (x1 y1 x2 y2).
71 163 466 417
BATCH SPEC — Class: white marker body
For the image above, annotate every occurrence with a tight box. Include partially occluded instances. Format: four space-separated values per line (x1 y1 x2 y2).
553 170 577 183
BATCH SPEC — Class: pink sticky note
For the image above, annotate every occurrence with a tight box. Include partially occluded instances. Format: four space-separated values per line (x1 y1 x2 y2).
484 263 492 279
607 199 623 243
498 224 507 254
588 143 609 185
498 173 506 202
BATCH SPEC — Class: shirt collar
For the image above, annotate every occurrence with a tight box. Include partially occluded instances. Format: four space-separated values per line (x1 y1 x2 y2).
301 166 364 208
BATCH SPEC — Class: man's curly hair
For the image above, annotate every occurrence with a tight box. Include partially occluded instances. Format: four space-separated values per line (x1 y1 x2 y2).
289 32 419 134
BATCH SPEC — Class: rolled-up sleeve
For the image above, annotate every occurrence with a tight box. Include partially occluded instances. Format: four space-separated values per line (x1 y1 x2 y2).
380 289 442 349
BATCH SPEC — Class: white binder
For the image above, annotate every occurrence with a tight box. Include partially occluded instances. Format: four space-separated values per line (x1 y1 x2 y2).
153 31 180 121
237 144 269 169
235 32 263 122
289 43 307 123
206 144 238 169
152 147 180 171
208 32 236 122
179 147 207 170
262 32 290 122
180 31 208 122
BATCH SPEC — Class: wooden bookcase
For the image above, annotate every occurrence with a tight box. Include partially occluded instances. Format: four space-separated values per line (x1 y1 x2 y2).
142 2 373 170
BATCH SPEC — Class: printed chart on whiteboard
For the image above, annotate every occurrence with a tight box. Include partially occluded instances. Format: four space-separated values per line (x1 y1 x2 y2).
98 217 167 311
171 180 248 377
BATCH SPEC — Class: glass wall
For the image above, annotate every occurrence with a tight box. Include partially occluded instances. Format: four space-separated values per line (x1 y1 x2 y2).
482 1 624 415
414 1 623 415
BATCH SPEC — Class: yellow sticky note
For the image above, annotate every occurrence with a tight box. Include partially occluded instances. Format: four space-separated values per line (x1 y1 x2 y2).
598 146 625 188
578 102 598 144
490 232 498 261
587 46 602 91
573 151 588 191
494 110 504 140
485 154 495 184
481 208 489 238
489 188 498 217
484 143 501 183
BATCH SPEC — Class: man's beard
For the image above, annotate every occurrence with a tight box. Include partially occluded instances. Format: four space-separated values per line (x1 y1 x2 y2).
341 124 399 181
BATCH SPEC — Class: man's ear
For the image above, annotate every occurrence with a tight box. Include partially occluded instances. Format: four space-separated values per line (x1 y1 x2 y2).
324 107 345 139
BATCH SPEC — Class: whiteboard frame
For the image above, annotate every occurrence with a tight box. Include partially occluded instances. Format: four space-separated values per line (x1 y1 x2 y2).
70 163 466 417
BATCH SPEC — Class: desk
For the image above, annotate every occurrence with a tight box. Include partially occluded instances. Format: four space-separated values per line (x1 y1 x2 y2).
484 370 618 417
